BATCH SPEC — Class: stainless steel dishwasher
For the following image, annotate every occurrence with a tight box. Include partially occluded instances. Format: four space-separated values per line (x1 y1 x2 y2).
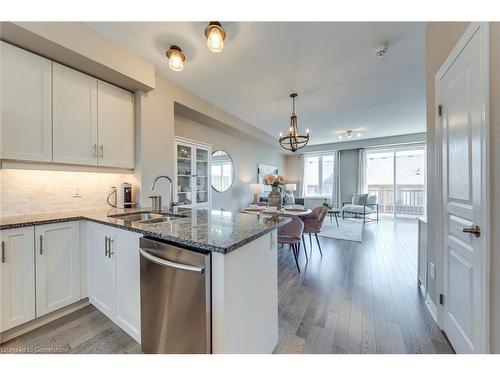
139 237 211 354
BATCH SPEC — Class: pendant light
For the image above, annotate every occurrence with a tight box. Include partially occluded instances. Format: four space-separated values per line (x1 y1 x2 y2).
204 22 226 53
166 45 185 72
278 93 310 152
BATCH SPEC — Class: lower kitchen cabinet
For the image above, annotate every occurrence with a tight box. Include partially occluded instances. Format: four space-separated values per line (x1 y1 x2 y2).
35 222 81 317
88 222 141 342
89 223 116 318
0 227 36 332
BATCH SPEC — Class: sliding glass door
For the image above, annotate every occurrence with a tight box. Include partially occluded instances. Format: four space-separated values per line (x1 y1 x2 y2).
366 146 426 218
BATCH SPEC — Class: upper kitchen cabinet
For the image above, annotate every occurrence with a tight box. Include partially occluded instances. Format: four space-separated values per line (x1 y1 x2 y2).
97 80 135 169
0 42 52 162
53 63 98 166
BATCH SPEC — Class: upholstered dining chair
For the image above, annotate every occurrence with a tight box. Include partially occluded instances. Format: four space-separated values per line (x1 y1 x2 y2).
300 206 328 256
278 216 304 273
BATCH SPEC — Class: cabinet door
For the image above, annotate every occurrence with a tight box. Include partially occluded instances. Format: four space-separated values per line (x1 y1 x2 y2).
115 228 141 342
88 223 115 319
175 142 194 207
0 42 52 162
194 146 210 206
0 227 35 332
97 80 135 169
35 222 80 317
53 63 98 166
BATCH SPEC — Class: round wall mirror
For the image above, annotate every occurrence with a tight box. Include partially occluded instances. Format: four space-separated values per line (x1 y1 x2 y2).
211 150 234 192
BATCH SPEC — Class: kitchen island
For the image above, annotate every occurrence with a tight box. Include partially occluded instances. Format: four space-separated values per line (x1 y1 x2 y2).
0 207 289 353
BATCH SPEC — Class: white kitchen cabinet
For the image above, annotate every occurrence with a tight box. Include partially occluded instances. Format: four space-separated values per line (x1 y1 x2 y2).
88 223 141 341
88 223 116 319
0 227 36 332
35 222 80 317
0 42 52 162
174 137 211 208
97 80 135 169
114 228 141 342
52 63 98 166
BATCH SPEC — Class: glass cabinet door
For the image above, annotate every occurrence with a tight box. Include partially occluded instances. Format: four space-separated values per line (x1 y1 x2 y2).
177 144 192 206
195 148 209 205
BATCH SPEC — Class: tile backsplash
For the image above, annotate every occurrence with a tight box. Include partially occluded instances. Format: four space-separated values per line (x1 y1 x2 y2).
0 169 139 217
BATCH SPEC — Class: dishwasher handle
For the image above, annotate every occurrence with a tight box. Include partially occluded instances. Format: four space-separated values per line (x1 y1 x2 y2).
139 248 205 274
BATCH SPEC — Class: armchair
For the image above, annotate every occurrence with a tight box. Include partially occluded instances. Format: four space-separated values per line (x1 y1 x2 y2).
342 193 379 223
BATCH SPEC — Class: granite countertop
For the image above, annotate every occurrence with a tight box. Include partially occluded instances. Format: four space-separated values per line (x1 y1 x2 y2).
0 207 290 254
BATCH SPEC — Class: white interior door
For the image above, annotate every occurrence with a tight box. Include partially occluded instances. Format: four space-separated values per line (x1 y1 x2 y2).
437 25 488 353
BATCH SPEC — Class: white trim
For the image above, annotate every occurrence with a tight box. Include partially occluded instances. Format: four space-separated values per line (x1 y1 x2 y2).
434 22 490 353
174 135 211 149
425 293 438 324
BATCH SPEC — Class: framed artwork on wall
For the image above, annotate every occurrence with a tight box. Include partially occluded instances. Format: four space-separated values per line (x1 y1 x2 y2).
257 163 279 196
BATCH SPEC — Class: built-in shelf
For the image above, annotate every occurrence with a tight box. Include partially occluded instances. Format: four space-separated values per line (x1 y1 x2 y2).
178 174 192 177
177 157 191 161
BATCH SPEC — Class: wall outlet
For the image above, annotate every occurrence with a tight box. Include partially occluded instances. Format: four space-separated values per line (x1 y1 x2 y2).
429 262 436 279
73 189 82 198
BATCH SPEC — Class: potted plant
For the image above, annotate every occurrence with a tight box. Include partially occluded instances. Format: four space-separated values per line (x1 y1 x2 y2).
264 174 286 209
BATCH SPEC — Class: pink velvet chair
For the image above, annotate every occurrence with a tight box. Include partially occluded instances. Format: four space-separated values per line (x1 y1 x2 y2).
300 206 328 256
278 216 304 273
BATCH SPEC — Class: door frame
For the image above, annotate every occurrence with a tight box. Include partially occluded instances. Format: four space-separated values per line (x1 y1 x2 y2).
434 22 490 352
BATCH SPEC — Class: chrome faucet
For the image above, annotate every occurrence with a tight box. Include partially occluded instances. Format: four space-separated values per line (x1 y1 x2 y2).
150 175 176 212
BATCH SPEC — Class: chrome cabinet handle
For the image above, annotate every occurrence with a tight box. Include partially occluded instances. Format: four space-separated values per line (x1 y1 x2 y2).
104 236 109 257
139 248 205 274
39 235 43 255
1 241 5 263
108 238 114 258
99 144 104 158
92 144 97 157
463 225 481 237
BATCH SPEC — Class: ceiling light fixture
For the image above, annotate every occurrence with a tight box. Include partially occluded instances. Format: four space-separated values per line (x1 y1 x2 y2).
166 45 185 72
204 21 226 53
279 93 309 152
337 129 362 140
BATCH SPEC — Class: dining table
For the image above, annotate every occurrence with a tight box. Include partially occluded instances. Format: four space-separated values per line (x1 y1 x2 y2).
241 206 312 217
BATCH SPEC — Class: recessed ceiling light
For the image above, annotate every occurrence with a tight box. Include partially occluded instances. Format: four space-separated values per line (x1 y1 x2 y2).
166 45 185 72
204 22 226 53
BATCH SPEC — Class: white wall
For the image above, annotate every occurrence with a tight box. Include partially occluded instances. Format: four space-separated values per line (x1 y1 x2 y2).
174 114 284 211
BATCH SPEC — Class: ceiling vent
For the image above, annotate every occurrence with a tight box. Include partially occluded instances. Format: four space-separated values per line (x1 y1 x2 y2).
374 42 389 58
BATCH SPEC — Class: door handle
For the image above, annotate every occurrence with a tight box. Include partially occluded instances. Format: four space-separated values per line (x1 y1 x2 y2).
1 241 5 263
139 248 205 274
92 144 97 157
463 225 481 237
39 235 43 255
99 144 104 158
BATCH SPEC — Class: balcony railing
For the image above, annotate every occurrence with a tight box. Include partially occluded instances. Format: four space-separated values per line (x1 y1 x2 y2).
368 184 425 216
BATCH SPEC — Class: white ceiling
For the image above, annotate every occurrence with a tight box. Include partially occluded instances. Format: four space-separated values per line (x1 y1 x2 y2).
87 22 426 146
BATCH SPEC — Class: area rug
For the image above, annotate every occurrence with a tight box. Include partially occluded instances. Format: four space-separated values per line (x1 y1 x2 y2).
318 218 364 242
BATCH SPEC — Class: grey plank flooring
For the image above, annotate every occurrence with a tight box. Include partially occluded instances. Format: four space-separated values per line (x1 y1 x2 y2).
275 217 454 354
1 217 454 354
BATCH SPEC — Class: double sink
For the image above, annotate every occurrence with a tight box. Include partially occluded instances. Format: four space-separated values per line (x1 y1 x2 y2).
108 211 186 225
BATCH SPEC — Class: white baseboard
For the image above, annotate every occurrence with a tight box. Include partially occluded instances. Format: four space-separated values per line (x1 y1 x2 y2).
425 293 438 323
0 298 90 344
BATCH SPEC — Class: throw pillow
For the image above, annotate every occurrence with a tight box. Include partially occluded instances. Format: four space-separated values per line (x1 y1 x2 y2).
283 192 295 206
352 193 369 205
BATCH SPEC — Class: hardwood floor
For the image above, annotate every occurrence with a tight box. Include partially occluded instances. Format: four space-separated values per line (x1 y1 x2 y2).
0 217 454 354
274 217 454 354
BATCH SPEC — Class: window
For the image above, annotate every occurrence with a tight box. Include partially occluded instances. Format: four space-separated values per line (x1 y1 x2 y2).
304 154 334 197
366 146 426 217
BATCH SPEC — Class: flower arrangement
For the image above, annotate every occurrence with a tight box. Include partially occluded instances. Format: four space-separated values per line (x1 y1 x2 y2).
264 174 286 187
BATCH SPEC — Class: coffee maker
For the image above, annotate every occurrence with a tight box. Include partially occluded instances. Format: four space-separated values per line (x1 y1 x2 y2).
108 183 134 209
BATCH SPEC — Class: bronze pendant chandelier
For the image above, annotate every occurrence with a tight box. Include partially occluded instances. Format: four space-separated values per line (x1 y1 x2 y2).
279 93 309 152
